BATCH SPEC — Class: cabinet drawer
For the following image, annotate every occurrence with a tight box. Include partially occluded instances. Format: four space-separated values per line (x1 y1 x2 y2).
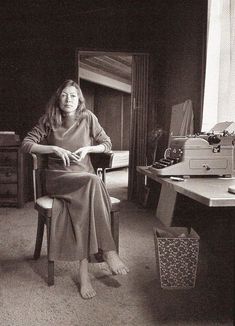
0 184 17 197
0 167 17 183
0 151 17 166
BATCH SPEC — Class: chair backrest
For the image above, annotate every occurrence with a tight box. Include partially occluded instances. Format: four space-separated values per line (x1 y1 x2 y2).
31 152 114 203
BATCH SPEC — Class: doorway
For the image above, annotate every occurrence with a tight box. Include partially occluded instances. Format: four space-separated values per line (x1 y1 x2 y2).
77 52 132 151
76 50 150 201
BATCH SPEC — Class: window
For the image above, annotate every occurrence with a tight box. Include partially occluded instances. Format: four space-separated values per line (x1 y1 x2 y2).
202 0 235 132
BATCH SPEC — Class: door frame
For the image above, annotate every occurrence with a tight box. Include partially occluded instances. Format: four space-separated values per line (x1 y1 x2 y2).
76 49 150 200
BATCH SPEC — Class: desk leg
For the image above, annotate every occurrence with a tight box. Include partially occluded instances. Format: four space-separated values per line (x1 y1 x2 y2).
156 183 177 226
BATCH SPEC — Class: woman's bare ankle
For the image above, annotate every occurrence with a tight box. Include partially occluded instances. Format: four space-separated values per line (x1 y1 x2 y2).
103 251 129 275
79 258 96 299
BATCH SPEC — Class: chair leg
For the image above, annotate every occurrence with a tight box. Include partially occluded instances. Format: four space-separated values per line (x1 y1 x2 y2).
34 214 45 260
46 216 54 286
48 261 54 286
111 211 119 253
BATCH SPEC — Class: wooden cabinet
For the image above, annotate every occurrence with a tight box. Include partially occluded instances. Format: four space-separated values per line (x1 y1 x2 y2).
0 146 25 207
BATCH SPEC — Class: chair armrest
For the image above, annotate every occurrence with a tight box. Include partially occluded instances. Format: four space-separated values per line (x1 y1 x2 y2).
32 152 113 171
30 153 48 170
30 153 48 201
31 153 38 170
90 152 114 172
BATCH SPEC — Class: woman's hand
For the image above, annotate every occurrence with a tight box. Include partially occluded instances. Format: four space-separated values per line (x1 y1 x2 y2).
53 146 81 166
72 144 105 162
73 146 91 161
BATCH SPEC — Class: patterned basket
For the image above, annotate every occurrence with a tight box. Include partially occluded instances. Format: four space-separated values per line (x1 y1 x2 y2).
153 227 200 289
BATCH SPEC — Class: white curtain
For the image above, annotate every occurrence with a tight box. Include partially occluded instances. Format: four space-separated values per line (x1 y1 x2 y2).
202 0 235 132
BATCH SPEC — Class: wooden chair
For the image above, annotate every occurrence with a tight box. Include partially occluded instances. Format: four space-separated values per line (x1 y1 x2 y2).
31 152 120 286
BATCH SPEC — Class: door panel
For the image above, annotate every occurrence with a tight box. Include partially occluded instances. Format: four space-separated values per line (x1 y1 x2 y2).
94 86 122 150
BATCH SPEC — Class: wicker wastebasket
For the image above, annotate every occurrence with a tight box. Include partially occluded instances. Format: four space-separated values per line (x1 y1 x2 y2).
154 227 200 289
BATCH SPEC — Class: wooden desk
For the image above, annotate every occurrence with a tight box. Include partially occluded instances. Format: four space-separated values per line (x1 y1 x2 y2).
137 166 235 226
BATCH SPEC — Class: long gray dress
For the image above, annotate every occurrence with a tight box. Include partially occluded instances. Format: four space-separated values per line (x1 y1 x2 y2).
21 110 116 261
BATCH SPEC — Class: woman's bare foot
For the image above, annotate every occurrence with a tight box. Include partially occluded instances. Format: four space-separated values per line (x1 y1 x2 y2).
103 251 129 275
79 258 96 299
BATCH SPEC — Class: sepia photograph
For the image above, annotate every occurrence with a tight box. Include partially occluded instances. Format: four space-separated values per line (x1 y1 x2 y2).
0 0 234 325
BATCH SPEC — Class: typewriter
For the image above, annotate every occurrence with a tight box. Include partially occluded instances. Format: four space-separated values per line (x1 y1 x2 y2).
149 133 234 177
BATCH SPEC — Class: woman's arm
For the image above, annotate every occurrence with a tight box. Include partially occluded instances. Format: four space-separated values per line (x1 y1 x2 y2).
74 144 106 160
73 112 111 159
21 117 48 154
21 117 80 166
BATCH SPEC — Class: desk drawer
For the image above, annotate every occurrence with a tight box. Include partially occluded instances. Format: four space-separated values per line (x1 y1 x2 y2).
0 184 17 197
0 167 17 183
0 151 17 166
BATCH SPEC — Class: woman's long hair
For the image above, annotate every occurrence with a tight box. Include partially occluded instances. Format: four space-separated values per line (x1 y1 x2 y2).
42 80 87 130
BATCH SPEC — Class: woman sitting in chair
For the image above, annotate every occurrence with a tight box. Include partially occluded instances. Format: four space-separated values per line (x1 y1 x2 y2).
21 79 129 299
